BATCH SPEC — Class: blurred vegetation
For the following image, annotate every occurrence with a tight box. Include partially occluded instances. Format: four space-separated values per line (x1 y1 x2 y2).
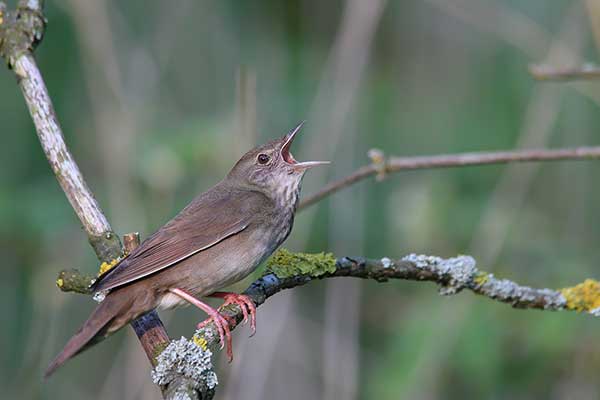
2 0 600 399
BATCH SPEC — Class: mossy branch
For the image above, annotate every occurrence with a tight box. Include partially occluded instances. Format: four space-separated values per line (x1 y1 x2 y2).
58 248 600 324
141 249 599 399
62 249 600 318
192 249 600 349
55 248 600 399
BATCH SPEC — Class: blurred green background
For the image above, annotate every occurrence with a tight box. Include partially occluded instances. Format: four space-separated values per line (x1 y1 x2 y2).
2 0 600 399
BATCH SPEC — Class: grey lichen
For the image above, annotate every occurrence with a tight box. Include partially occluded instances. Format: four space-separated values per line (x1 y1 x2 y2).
152 336 218 395
478 275 566 309
380 257 393 268
438 255 477 294
402 253 444 270
484 278 531 301
400 254 568 309
589 306 600 317
402 253 477 294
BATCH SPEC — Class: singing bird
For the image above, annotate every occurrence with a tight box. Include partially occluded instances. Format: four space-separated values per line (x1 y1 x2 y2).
45 122 327 377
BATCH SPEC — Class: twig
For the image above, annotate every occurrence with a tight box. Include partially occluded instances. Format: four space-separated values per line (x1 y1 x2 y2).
530 63 600 81
299 146 600 209
0 2 178 397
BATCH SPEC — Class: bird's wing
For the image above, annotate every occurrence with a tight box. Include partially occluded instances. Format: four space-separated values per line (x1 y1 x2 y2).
92 188 266 292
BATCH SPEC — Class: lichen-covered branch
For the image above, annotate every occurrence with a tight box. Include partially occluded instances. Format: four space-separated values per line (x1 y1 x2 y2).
299 146 600 210
53 251 600 398
138 249 599 399
57 248 600 317
190 250 599 345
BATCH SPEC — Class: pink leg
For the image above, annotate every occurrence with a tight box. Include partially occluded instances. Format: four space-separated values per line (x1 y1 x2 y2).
169 288 233 361
209 292 257 336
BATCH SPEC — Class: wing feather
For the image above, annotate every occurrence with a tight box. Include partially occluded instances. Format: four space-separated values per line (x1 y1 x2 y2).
91 187 265 292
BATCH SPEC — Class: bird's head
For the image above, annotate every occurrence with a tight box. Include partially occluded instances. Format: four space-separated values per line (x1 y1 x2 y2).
227 122 328 202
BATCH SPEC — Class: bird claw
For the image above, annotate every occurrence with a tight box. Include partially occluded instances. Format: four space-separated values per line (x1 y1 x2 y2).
196 309 233 360
169 288 234 358
192 292 257 362
217 293 257 336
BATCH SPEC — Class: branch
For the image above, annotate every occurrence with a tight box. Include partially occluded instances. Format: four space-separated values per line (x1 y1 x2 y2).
529 63 600 81
0 3 182 398
59 249 600 399
193 250 600 339
148 249 600 399
299 146 600 209
0 0 121 259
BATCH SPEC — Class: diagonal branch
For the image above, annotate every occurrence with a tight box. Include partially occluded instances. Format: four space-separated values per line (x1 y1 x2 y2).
299 146 600 209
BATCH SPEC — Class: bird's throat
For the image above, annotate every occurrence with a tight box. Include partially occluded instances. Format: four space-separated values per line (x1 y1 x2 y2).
275 178 302 214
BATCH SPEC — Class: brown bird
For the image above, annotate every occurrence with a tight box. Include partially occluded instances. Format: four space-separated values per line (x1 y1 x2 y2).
45 122 327 377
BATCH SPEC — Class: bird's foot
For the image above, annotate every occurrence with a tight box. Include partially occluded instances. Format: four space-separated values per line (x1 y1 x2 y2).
209 292 257 336
169 288 233 361
195 309 234 361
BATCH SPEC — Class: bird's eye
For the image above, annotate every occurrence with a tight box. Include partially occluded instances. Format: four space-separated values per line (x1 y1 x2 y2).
257 153 270 164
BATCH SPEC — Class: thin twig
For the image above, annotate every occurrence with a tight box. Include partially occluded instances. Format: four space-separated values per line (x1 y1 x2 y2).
530 63 600 81
299 146 600 209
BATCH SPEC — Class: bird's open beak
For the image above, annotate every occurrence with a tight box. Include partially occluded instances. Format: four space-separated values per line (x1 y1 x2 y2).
281 121 330 169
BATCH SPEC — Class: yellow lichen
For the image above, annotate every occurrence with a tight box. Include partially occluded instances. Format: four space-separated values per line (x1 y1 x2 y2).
192 334 208 351
473 272 490 286
560 279 600 312
98 257 122 276
56 278 64 288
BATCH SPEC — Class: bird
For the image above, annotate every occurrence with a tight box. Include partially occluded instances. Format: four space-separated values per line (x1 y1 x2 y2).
45 122 328 377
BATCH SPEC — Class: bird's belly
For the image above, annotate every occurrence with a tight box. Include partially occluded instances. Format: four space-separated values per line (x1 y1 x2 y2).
157 291 189 310
156 226 279 301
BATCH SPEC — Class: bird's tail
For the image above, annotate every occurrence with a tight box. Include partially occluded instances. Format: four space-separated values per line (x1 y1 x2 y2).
44 290 131 378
